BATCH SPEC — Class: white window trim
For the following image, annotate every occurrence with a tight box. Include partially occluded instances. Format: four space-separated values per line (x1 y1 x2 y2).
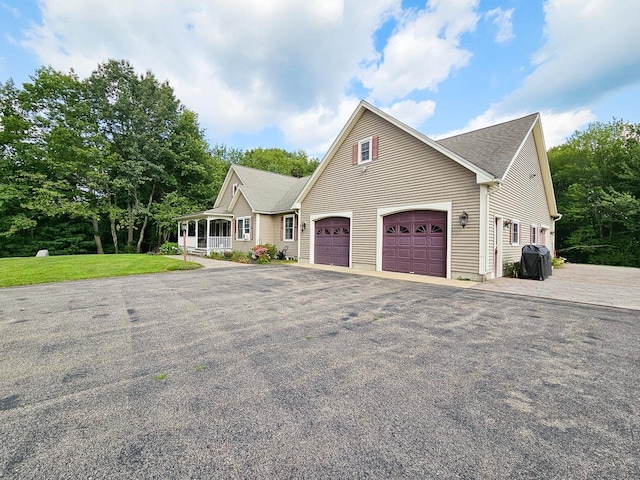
511 219 520 246
236 216 251 241
358 136 373 165
283 214 295 242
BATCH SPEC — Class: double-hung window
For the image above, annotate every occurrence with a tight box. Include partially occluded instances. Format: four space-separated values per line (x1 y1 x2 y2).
531 224 538 244
358 137 372 164
236 217 250 241
284 215 295 241
511 220 520 246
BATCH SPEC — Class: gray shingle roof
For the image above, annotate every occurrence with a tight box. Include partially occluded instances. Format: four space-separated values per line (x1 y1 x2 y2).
233 165 310 213
436 113 539 178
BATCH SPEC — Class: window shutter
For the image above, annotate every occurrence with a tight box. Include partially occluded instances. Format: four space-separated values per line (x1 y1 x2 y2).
530 226 534 244
510 223 513 245
294 215 298 241
249 216 253 241
234 219 237 237
280 216 284 241
352 144 358 165
372 136 379 159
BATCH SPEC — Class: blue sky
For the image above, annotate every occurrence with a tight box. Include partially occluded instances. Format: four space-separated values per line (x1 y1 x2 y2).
1 0 639 158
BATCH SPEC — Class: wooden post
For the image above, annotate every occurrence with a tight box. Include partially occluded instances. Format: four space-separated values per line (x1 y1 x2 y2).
181 221 188 265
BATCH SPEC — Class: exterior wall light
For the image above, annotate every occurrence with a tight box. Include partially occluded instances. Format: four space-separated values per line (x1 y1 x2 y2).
301 222 306 232
459 211 469 228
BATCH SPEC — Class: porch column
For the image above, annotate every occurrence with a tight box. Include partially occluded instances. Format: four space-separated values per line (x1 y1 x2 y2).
206 218 211 254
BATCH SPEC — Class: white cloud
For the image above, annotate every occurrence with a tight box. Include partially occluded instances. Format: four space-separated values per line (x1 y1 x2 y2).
434 105 595 148
485 7 514 43
1 3 20 19
20 0 399 151
502 0 640 113
381 99 436 129
360 0 480 103
280 96 361 157
439 0 637 149
539 109 596 147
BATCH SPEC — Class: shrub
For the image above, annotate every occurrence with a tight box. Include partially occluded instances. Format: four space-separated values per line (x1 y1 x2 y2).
503 261 520 278
230 250 249 262
263 243 278 259
251 244 273 263
159 242 182 255
552 256 565 268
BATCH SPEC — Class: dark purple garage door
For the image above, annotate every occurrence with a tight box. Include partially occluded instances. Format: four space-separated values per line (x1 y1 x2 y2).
314 217 350 267
383 210 447 277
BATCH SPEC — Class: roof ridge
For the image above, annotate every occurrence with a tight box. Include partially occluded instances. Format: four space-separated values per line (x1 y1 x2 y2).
232 164 301 180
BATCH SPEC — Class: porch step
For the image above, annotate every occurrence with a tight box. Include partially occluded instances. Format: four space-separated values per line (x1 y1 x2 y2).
190 248 207 257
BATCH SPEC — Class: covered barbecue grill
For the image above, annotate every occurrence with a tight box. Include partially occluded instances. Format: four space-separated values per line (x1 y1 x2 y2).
519 245 552 280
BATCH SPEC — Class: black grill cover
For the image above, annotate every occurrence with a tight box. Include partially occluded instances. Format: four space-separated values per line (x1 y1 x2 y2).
520 245 552 280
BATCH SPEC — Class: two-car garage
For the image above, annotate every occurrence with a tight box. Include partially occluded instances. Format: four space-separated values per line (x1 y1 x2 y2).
313 211 447 277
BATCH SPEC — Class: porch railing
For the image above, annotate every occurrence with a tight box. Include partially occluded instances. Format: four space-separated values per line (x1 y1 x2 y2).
208 236 232 250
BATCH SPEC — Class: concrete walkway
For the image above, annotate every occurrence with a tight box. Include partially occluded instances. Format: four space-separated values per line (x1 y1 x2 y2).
166 254 254 269
171 255 640 311
294 262 479 289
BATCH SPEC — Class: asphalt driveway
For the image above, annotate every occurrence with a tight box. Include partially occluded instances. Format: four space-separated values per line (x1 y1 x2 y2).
1 266 638 479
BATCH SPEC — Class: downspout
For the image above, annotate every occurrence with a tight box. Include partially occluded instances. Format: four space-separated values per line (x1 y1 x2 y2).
479 185 489 278
479 181 501 279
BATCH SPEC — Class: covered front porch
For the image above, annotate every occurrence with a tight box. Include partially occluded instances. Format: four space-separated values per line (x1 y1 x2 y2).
176 209 233 255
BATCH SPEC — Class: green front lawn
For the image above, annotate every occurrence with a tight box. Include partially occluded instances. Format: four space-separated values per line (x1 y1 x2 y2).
0 254 202 288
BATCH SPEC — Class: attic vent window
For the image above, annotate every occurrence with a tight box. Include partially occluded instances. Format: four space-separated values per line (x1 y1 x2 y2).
232 183 238 195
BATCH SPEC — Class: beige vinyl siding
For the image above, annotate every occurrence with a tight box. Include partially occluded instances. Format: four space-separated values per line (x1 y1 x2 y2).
231 194 254 254
258 214 275 246
300 109 480 276
218 171 242 210
489 132 555 272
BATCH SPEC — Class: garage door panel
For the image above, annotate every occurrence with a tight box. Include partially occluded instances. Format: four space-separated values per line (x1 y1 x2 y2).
315 217 350 267
383 210 447 277
412 250 427 260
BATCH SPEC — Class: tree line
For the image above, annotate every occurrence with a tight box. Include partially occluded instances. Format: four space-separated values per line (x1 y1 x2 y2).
548 119 640 267
0 60 318 257
2 60 638 266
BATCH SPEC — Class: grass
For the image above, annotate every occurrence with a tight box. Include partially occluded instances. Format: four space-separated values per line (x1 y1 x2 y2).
0 254 202 288
154 373 168 381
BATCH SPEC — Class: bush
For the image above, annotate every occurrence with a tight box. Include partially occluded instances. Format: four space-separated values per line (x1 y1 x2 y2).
263 243 278 259
159 242 182 255
552 256 565 268
230 250 249 262
503 261 521 278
